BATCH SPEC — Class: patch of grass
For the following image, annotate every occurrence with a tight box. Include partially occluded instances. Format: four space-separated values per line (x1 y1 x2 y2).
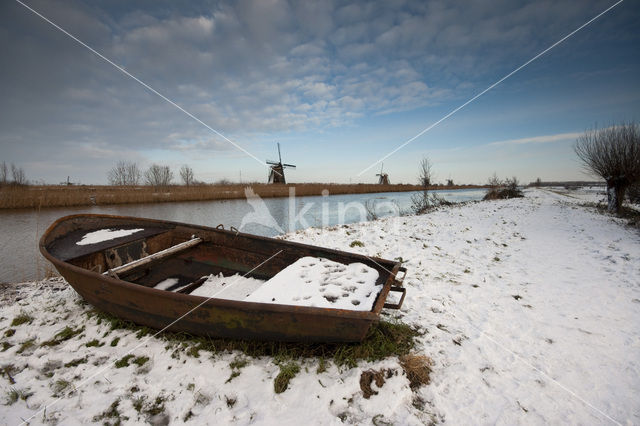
132 356 149 367
86 310 420 367
5 387 33 405
274 361 300 394
4 329 16 337
41 326 84 347
88 309 139 333
93 399 127 424
412 395 426 410
226 356 249 383
226 371 241 383
186 343 203 358
183 410 194 422
1 365 16 384
135 327 151 339
132 395 146 413
332 321 419 368
225 395 237 408
52 379 72 396
110 337 120 347
316 357 328 374
11 312 33 327
86 339 104 347
16 338 36 354
399 354 434 390
40 360 62 378
1 342 13 352
115 355 135 368
140 395 167 416
229 356 248 370
349 240 364 248
64 357 88 368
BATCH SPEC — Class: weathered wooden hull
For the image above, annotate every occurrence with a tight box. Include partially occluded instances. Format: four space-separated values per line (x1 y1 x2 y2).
40 214 406 342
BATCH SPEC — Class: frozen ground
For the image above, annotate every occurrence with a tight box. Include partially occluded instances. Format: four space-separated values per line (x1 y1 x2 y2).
0 188 638 425
540 186 607 204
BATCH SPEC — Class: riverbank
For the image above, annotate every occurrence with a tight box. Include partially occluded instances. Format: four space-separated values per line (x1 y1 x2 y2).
0 188 637 424
0 183 486 209
0 187 488 283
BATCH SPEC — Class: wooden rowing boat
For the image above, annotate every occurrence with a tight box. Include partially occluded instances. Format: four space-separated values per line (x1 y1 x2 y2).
39 214 406 342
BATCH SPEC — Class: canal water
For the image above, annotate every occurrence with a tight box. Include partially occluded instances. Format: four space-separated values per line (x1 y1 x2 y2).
0 188 485 283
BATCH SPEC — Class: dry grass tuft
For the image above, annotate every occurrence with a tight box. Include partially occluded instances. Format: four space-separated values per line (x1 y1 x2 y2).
360 369 389 399
399 354 434 390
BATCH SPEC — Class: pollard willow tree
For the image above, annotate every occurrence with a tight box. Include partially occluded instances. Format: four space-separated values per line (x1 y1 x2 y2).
574 122 640 213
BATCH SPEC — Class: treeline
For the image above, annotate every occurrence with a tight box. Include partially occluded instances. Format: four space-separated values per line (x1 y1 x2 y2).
0 161 27 186
108 161 195 187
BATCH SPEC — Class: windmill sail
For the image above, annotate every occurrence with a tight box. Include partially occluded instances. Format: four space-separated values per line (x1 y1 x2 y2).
267 143 295 184
376 162 390 184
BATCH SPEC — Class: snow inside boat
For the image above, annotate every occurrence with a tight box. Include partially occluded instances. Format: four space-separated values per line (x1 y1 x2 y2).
39 214 407 342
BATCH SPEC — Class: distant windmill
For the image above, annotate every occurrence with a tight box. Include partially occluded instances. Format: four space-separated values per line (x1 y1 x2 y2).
376 163 390 185
267 142 296 184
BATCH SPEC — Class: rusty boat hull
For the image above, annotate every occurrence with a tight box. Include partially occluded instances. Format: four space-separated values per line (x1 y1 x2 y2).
39 214 406 343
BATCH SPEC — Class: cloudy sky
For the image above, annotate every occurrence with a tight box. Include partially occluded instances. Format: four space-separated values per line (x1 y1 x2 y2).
1 0 638 185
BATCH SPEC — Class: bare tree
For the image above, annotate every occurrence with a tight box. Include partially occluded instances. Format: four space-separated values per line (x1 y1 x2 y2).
11 163 26 185
125 162 141 185
411 156 449 214
108 161 127 185
418 157 432 187
487 172 501 188
108 161 141 185
0 161 7 184
446 178 454 187
574 122 640 213
180 164 194 186
145 164 173 188
505 176 519 191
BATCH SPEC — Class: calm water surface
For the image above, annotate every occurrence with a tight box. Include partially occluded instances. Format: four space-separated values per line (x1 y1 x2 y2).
0 188 485 282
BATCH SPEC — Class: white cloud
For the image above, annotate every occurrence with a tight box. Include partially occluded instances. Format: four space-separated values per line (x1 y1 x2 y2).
1 0 631 184
487 132 582 147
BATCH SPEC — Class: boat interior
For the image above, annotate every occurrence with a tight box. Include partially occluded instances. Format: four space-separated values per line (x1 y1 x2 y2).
44 217 396 298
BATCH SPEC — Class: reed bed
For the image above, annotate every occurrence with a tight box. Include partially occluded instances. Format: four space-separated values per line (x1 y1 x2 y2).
0 183 483 209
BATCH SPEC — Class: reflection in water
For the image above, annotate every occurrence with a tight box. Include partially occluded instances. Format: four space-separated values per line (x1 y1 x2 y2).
0 188 485 283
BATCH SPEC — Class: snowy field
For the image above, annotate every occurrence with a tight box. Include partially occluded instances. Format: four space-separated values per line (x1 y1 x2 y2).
0 188 638 425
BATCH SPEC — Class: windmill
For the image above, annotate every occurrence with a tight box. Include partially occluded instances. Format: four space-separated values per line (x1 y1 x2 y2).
376 163 390 185
267 142 296 184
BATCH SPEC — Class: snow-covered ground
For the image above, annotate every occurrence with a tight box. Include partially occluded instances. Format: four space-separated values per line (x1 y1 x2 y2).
541 186 607 204
1 188 638 425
